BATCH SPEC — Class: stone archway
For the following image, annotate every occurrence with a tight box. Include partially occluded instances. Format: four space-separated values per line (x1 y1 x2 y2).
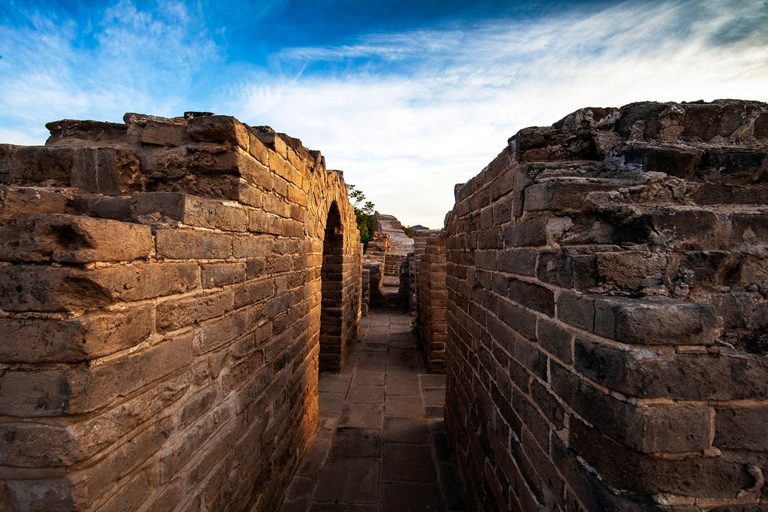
320 201 344 371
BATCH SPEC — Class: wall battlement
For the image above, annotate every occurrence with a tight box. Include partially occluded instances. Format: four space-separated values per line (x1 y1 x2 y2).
443 100 768 511
0 113 362 510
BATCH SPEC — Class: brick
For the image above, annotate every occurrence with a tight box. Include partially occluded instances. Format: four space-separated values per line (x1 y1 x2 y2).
569 417 752 499
574 335 768 400
140 120 189 146
0 145 73 185
157 289 233 332
535 318 573 364
497 248 537 276
551 360 711 452
0 304 154 363
0 373 188 467
0 331 193 417
0 214 153 263
593 295 720 345
0 186 76 215
201 262 246 288
524 180 617 212
502 216 549 247
196 304 264 354
158 402 236 484
0 263 198 312
71 147 142 196
155 228 232 259
556 291 594 332
186 115 249 149
714 406 768 451
74 195 133 221
508 278 554 315
495 296 537 340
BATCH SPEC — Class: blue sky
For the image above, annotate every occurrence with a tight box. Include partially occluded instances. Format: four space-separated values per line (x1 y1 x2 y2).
1 0 767 228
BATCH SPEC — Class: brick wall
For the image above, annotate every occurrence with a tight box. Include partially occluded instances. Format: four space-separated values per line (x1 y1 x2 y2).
443 101 768 511
417 234 448 373
0 113 362 510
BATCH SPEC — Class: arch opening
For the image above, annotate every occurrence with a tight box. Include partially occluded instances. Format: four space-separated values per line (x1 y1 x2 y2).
320 201 344 372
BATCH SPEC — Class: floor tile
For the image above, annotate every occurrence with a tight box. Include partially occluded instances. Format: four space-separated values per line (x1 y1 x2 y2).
383 416 431 444
297 437 331 479
339 403 384 428
318 392 344 419
314 458 380 504
318 375 352 393
346 385 385 404
281 312 465 512
352 372 385 387
382 443 437 482
423 388 446 406
329 427 382 458
381 481 445 512
386 396 425 418
385 379 421 396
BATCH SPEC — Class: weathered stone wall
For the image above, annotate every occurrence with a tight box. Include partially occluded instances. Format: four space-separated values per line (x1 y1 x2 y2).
0 113 362 510
444 100 768 511
409 232 430 314
417 233 448 373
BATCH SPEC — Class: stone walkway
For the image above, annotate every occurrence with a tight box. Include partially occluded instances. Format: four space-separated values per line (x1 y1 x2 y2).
280 311 467 512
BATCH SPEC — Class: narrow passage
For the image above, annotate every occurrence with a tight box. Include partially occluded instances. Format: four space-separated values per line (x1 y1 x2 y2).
280 311 467 512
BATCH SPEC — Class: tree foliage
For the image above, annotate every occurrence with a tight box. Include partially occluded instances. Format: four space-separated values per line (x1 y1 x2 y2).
348 184 376 248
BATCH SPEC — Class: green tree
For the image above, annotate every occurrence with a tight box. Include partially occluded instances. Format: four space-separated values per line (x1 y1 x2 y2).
348 184 376 248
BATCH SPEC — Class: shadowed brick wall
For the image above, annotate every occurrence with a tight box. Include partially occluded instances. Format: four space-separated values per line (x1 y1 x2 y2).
443 100 768 511
0 113 362 511
417 233 448 373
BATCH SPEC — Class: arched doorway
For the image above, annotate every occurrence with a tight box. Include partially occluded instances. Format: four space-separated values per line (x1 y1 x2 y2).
320 201 344 372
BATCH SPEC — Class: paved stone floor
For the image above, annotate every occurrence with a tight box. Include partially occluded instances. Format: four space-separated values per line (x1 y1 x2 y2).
280 311 467 512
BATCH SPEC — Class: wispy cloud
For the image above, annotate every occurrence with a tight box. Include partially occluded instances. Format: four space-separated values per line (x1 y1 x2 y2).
1 0 766 228
227 0 768 227
0 0 220 140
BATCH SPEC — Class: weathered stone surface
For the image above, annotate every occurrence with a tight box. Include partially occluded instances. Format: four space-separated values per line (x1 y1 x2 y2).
0 111 363 511
0 263 199 312
0 214 153 263
443 100 768 511
0 304 154 362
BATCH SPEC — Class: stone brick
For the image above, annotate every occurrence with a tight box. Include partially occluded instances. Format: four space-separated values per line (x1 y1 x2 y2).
0 304 154 363
140 120 189 147
0 145 73 185
74 195 133 221
201 262 246 288
569 417 753 499
714 406 768 452
155 228 232 259
156 289 233 332
0 186 76 215
508 278 555 315
0 263 199 312
71 147 143 196
574 336 768 401
0 214 153 263
0 331 193 417
593 295 720 345
535 318 573 364
551 360 711 452
0 373 188 467
186 115 250 149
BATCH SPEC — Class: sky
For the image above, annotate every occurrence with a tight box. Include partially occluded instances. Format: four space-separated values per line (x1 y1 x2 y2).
1 1 767 228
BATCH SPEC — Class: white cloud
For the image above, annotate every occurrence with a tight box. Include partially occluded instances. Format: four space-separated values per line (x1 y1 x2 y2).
0 0 220 133
1 0 767 228
226 0 768 228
